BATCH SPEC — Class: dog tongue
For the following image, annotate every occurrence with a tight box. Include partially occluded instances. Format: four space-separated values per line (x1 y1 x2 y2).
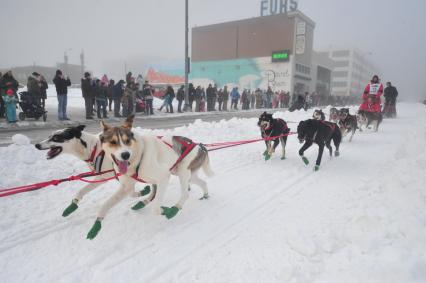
117 160 129 174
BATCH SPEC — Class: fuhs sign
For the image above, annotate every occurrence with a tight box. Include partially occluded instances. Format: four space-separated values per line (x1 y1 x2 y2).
260 0 298 16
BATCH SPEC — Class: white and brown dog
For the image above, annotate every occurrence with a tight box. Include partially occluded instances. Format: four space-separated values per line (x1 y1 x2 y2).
89 115 213 239
35 125 151 237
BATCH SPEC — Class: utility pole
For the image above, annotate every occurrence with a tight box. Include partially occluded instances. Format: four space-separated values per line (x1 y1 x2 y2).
184 0 190 111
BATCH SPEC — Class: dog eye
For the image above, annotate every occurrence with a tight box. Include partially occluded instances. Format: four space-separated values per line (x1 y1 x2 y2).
110 140 117 145
124 139 131 145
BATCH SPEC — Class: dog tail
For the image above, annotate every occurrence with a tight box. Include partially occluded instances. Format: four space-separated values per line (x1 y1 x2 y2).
188 145 214 177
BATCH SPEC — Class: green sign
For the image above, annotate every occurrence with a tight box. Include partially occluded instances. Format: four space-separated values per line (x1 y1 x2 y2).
272 50 290 62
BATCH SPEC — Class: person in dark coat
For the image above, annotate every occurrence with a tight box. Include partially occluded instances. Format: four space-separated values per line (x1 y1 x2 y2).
142 81 154 115
189 83 195 110
223 85 229 111
0 72 4 118
27 72 41 105
39 75 48 109
107 79 115 112
53 69 71 120
95 80 108 119
206 84 214 111
113 80 125 117
217 88 224 111
81 72 93 119
383 82 399 118
176 85 184 113
194 86 203 112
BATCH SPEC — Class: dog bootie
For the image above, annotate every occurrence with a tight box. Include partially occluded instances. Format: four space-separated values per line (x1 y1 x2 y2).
161 206 180 219
199 194 209 200
314 165 320 171
87 219 102 240
335 151 340 157
264 153 271 161
140 185 151 196
131 201 146 211
62 201 78 217
301 156 309 165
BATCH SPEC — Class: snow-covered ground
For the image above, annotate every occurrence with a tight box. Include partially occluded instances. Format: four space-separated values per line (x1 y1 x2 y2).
0 103 425 282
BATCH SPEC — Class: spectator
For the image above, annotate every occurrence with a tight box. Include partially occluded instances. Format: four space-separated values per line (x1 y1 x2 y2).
194 85 203 112
1 70 19 96
230 87 240 110
266 87 273 108
383 81 398 118
206 84 214 111
176 85 184 113
212 84 218 111
217 88 225 111
223 85 229 111
107 79 114 112
126 72 133 85
112 80 125 117
255 88 263 109
27 72 41 105
136 74 144 91
250 90 256 109
189 83 196 110
142 81 154 115
53 70 71 120
39 75 48 109
95 80 108 119
0 72 4 118
3 89 17 123
159 85 175 113
81 72 94 119
241 89 250 110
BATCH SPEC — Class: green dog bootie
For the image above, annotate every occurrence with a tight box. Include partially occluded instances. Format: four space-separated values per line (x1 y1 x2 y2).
87 220 102 240
140 186 151 196
314 165 320 171
301 156 309 165
131 201 146 211
161 206 180 219
62 201 78 217
264 153 271 161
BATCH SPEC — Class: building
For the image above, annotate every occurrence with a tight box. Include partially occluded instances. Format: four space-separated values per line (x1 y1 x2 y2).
191 11 329 98
318 48 380 97
311 51 335 97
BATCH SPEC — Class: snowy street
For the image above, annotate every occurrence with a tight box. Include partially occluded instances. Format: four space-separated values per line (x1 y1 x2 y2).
1 103 425 282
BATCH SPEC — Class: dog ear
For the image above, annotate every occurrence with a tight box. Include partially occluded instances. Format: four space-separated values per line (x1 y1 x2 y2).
100 120 109 132
123 115 135 129
76 125 86 132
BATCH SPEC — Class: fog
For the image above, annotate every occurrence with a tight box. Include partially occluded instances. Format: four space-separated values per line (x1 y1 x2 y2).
1 0 425 100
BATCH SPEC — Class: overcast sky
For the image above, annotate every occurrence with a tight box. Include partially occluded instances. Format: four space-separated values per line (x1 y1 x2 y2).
1 0 425 99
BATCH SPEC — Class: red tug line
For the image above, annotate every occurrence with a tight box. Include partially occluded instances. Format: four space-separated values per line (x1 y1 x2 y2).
0 132 297 198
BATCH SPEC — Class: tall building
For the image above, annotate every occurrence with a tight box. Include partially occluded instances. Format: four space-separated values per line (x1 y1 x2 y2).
318 48 380 97
190 10 332 98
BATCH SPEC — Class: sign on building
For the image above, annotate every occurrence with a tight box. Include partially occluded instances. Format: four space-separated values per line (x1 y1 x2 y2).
260 0 298 17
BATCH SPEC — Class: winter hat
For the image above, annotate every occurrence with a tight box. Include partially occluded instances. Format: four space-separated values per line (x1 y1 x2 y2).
56 69 62 76
6 89 14 96
32 72 40 77
84 72 90 78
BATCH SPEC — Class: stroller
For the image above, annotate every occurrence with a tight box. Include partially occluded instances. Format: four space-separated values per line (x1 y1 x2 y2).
18 91 47 121
135 97 146 113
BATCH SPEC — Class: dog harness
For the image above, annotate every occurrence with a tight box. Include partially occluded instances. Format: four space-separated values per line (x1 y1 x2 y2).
84 144 105 173
263 119 289 139
320 120 336 132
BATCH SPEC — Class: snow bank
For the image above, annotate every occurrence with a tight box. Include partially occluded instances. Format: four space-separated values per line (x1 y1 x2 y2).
0 103 425 283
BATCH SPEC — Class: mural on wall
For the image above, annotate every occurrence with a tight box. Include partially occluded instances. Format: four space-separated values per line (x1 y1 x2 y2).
190 56 292 91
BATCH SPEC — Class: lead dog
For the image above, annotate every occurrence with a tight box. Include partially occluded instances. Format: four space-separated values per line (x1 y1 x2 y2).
338 108 357 142
88 115 214 239
329 107 340 123
297 119 341 171
35 126 152 234
257 112 290 160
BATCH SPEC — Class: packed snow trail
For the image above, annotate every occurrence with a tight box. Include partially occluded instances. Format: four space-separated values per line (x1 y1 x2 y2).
0 103 425 283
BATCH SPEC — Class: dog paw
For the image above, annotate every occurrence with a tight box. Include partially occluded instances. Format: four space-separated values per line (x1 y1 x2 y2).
62 201 78 217
281 156 286 160
140 186 151 197
131 201 146 211
301 156 309 165
161 206 180 219
264 153 271 161
335 151 340 157
314 165 320 171
199 194 209 200
87 220 102 240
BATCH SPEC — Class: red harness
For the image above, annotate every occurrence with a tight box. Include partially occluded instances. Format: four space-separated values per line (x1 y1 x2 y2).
320 120 336 131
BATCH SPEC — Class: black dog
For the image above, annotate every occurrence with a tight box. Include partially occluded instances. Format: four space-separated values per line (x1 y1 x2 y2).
297 119 341 171
338 108 357 142
257 112 290 160
313 109 326 121
357 110 383 132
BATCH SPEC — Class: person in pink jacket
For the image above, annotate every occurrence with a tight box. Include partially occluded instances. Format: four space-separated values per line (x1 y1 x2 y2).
359 75 383 113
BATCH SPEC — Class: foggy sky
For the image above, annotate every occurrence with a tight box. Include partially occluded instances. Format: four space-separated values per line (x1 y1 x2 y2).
1 0 425 100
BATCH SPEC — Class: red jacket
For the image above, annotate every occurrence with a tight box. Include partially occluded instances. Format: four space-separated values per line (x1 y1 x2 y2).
359 83 383 112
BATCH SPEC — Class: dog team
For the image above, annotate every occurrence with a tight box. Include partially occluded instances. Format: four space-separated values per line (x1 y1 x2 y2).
35 102 380 239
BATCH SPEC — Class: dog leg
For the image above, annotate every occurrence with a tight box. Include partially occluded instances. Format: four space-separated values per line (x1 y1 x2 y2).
87 183 133 240
62 182 102 217
299 141 313 165
280 137 286 160
265 141 272 160
315 143 325 171
349 129 355 142
191 170 209 200
161 170 191 219
151 179 169 216
325 141 333 158
132 185 157 211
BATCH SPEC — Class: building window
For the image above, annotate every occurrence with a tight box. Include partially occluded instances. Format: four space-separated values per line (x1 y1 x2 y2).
296 63 311 75
333 60 349 68
332 81 348 88
332 71 349 78
332 50 350 57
